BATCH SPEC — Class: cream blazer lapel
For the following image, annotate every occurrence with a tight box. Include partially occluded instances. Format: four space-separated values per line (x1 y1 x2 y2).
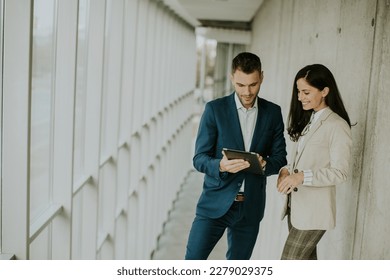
294 108 333 167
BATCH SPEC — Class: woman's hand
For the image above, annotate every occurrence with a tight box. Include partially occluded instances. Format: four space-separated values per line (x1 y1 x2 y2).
277 168 303 194
277 167 290 187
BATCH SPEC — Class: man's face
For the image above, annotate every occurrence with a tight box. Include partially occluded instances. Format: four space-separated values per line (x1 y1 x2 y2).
231 69 263 109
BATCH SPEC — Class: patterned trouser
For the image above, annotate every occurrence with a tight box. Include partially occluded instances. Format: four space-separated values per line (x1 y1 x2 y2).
281 212 326 260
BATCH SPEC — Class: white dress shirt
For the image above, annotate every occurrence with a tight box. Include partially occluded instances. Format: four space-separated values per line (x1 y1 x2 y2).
234 93 258 192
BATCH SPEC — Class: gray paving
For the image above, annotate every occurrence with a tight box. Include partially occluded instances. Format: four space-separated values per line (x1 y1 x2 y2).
152 169 227 260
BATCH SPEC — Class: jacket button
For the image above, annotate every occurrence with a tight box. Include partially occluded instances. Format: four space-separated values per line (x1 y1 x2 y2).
238 183 242 187
293 187 298 192
294 169 299 173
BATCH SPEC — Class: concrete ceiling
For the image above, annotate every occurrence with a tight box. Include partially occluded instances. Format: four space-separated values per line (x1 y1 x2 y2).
164 0 264 30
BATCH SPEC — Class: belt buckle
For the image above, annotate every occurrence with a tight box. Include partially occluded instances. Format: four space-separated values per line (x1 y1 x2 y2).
235 193 245 202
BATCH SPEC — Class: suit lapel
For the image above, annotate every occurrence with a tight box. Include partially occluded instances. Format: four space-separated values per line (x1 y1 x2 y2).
228 93 245 149
250 97 267 151
295 107 333 164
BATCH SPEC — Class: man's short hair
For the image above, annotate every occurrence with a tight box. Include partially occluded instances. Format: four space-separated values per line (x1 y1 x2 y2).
232 52 262 74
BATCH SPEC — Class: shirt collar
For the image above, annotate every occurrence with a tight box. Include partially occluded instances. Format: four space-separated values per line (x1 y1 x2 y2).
234 93 258 111
312 107 328 123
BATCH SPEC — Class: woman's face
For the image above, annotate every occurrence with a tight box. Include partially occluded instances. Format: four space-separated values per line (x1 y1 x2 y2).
296 78 328 112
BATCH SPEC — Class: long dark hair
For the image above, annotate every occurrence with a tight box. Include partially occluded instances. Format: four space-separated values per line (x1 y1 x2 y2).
287 64 351 142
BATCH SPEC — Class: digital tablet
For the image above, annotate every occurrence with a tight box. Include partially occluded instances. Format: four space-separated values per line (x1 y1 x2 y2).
222 148 264 175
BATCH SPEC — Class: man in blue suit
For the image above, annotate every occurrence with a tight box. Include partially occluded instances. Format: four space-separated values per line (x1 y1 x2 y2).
185 52 287 260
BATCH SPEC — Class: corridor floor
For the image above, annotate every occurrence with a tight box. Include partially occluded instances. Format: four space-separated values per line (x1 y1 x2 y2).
151 169 227 260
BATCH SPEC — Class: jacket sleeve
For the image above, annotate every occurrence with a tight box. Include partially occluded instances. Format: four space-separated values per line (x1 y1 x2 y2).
312 119 352 186
192 102 223 179
264 106 288 176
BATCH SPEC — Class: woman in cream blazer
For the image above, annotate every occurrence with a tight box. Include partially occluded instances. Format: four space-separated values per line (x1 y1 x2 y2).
277 64 352 259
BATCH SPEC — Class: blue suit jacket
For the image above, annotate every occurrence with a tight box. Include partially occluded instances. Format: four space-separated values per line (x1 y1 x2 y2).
193 93 287 224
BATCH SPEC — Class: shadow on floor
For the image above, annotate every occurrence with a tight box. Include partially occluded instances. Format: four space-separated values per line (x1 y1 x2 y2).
151 169 227 260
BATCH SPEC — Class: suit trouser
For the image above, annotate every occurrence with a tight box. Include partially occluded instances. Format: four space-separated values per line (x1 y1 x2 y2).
185 201 260 260
281 210 326 260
